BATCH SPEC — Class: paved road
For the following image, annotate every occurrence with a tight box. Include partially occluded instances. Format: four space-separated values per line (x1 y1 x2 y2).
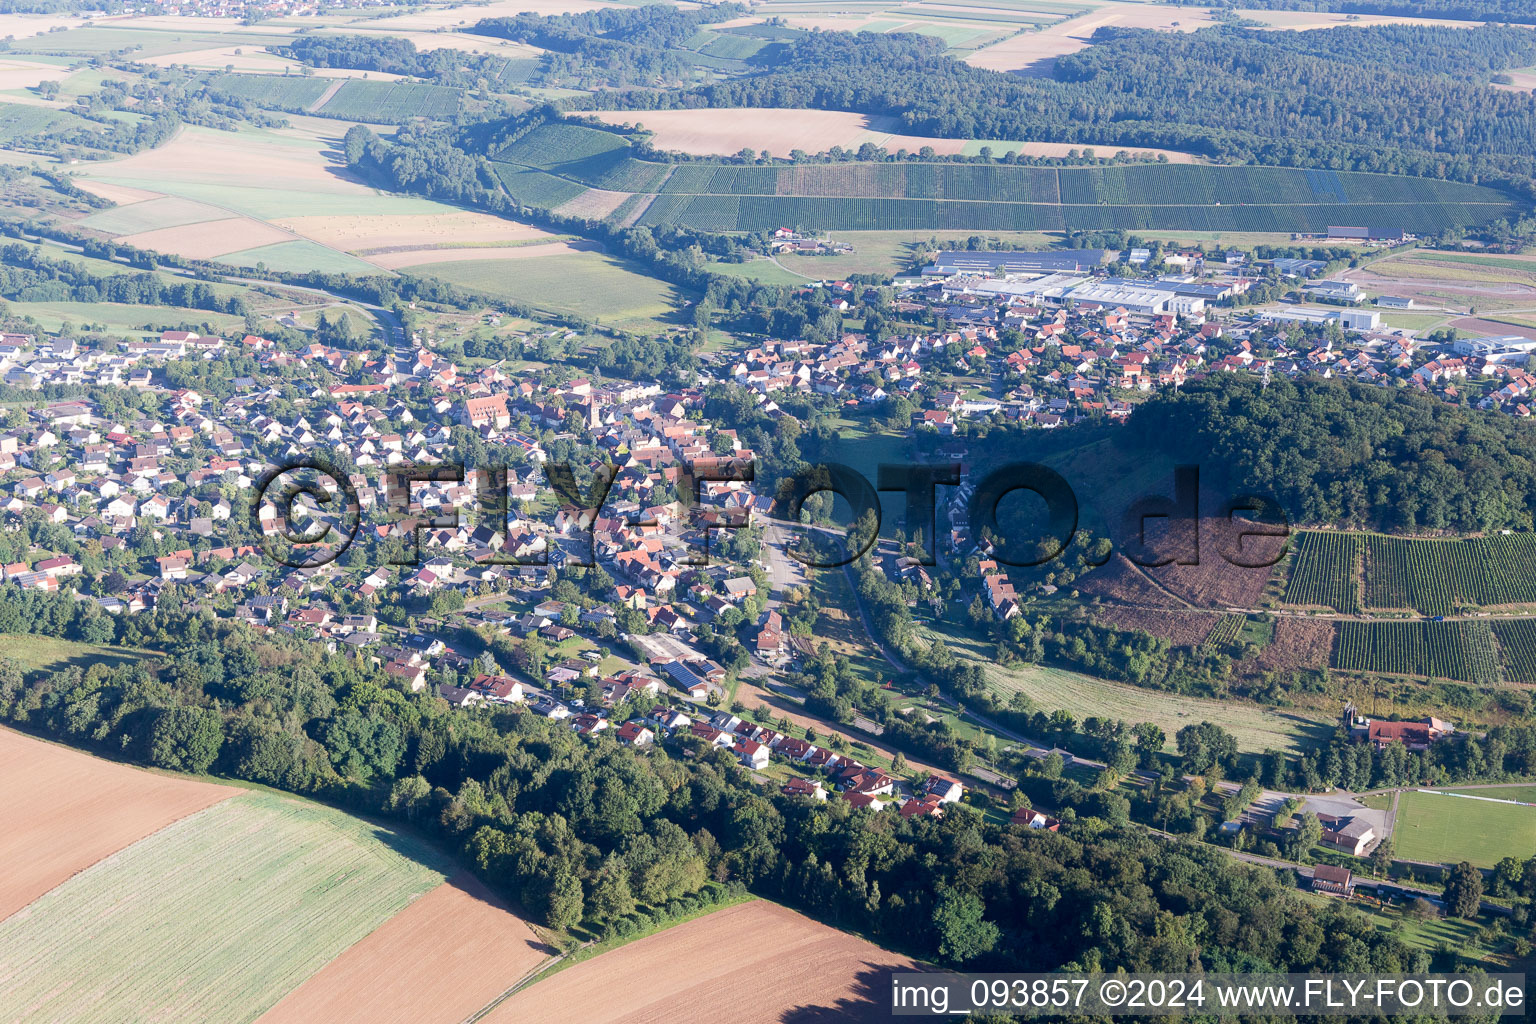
1147 830 1512 917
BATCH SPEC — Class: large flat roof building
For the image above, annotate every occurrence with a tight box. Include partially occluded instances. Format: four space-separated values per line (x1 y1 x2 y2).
1067 282 1175 314
924 249 1115 276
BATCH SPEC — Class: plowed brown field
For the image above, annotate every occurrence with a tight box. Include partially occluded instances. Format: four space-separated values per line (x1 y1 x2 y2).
488 900 916 1024
255 873 551 1024
0 726 236 920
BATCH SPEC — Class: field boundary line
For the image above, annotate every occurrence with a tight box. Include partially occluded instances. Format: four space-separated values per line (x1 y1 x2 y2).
1414 789 1536 808
457 950 572 1024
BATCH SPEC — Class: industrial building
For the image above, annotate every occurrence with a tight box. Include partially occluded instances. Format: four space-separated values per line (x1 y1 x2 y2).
1066 282 1176 314
922 249 1115 276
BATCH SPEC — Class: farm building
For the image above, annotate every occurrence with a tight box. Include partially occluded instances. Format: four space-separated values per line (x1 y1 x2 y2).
1311 864 1355 896
1318 814 1377 857
1011 808 1061 831
1345 705 1455 752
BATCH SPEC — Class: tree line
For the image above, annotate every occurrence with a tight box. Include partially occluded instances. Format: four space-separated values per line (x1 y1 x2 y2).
1175 0 1536 25
0 584 1443 974
595 23 1536 197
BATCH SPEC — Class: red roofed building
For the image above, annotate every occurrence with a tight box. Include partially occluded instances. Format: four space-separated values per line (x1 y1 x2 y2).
461 394 511 429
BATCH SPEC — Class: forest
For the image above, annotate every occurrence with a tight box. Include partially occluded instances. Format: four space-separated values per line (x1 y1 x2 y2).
1178 0 1536 24
1125 376 1536 533
0 244 246 315
472 3 750 90
596 23 1536 195
0 585 1450 975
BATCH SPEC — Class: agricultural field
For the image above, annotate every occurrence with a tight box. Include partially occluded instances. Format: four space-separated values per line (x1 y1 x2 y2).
1204 614 1246 650
9 23 292 58
963 1 1215 74
6 299 252 334
207 73 333 110
1283 531 1362 613
923 622 1330 753
490 124 1519 234
220 239 382 274
0 790 450 1024
255 875 550 1024
67 123 559 272
1391 790 1536 868
587 108 1197 163
403 251 690 333
1252 617 1336 674
1363 534 1536 615
1141 515 1282 609
315 78 462 121
1331 619 1499 684
0 101 88 144
1092 605 1221 647
0 726 235 920
487 900 915 1024
1493 619 1536 683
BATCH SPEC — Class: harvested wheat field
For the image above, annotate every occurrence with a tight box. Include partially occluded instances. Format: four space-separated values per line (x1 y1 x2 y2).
591 108 885 157
80 124 366 193
965 2 1213 73
362 0 629 31
0 726 236 921
490 901 915 1024
118 216 296 258
590 108 1197 162
0 59 64 91
370 239 598 269
143 45 298 71
256 874 550 1024
277 210 557 250
0 13 86 39
1495 70 1536 94
348 29 546 58
92 13 298 33
71 178 162 205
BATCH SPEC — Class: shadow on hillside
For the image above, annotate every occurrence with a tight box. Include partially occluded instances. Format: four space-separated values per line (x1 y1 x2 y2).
447 871 561 958
779 964 903 1023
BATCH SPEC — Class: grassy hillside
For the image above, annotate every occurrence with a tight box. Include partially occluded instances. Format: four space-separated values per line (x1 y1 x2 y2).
490 122 1521 234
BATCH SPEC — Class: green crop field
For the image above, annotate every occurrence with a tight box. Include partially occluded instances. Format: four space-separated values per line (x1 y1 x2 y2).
486 123 1520 233
1364 534 1536 615
1332 619 1499 683
76 195 226 235
496 56 543 86
1283 530 1362 612
1391 790 1536 867
207 73 333 110
1493 619 1536 682
404 251 690 333
493 164 590 209
0 790 448 1024
0 102 86 143
218 239 380 275
6 300 250 335
920 621 1329 753
317 78 461 121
